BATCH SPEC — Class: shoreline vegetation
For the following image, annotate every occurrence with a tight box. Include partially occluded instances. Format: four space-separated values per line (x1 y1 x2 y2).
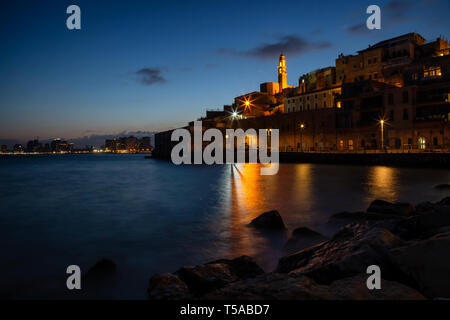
144 196 450 300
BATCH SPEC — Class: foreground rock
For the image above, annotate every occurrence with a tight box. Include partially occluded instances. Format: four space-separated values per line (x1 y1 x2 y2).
148 255 262 299
207 255 264 279
389 231 450 298
283 227 328 255
276 224 407 285
367 200 414 217
148 273 191 300
393 203 450 240
205 273 424 300
326 274 425 300
249 210 286 230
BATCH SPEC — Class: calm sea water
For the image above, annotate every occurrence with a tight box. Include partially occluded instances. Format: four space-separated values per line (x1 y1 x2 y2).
0 154 449 299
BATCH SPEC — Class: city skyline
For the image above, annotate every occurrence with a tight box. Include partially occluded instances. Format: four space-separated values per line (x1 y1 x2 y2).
1 0 449 144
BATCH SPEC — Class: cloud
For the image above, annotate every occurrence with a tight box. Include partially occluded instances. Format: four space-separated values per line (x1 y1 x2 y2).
347 23 369 35
385 0 417 21
217 35 331 60
134 68 167 85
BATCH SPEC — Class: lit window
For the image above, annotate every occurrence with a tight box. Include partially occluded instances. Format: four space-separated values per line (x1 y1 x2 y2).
423 66 442 78
348 140 354 151
418 137 426 150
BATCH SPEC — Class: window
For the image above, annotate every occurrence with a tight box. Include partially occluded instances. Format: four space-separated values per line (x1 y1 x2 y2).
433 137 438 146
402 91 409 104
389 110 394 121
374 73 378 79
403 109 409 120
323 102 327 108
418 137 426 150
423 66 442 78
368 59 371 64
388 93 394 105
339 140 344 150
373 58 377 63
348 140 354 151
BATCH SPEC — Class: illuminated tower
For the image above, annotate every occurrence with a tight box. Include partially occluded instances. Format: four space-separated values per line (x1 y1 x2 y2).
278 53 287 91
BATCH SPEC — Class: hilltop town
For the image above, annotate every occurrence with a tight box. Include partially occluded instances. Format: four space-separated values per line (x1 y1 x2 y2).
154 33 450 158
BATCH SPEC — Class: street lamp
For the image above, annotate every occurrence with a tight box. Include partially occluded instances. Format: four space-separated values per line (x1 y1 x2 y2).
380 119 384 150
299 123 305 152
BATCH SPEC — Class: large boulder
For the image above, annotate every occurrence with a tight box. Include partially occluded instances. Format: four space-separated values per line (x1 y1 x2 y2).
207 255 264 279
249 210 286 230
437 196 450 206
330 211 404 221
204 273 331 300
205 272 425 300
393 205 450 240
327 274 425 300
367 200 414 217
389 231 450 298
284 227 328 255
175 263 239 296
276 224 406 285
148 273 191 300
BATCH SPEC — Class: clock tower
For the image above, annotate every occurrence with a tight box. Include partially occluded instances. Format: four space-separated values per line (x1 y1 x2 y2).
278 54 287 91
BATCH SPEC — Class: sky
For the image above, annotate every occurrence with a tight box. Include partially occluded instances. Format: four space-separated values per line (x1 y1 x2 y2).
0 0 449 146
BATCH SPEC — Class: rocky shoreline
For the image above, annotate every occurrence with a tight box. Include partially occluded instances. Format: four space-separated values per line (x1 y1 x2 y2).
147 197 450 300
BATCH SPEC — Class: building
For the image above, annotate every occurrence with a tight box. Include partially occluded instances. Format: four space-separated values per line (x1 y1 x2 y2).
105 136 152 153
154 33 450 155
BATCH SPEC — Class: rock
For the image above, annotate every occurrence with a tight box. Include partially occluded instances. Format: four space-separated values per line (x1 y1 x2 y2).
176 263 239 296
330 211 403 221
389 231 450 298
205 273 425 300
276 226 406 285
284 227 328 255
437 196 450 206
434 184 450 190
393 206 450 240
327 274 425 300
204 273 332 300
249 210 286 230
207 255 264 279
148 273 191 300
367 200 414 217
414 202 436 215
86 258 116 278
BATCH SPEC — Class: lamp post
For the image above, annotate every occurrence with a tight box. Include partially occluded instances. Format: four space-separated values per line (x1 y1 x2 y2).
380 119 384 150
299 123 305 152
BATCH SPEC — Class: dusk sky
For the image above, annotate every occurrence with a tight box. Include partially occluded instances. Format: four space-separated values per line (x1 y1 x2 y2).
1 0 449 144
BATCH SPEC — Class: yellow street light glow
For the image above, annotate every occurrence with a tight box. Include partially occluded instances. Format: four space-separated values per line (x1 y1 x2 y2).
300 124 305 129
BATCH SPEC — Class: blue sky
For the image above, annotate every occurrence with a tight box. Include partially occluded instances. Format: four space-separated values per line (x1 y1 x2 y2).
1 0 449 143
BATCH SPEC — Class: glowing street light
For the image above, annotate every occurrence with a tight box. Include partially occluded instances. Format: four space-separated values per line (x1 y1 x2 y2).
299 123 305 152
380 119 385 150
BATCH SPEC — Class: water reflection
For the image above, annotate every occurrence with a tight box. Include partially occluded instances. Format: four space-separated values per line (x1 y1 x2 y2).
366 166 398 202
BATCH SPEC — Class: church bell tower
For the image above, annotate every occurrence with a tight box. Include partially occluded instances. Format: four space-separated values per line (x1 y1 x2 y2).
278 54 287 91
